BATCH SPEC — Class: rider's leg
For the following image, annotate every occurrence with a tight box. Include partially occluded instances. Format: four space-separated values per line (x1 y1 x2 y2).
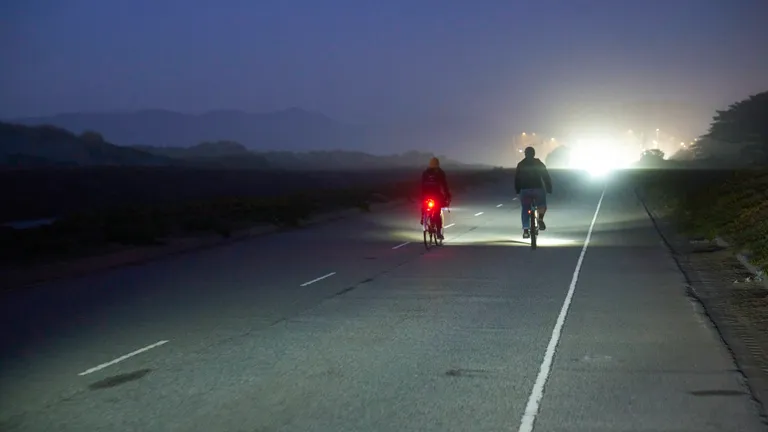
436 201 445 239
420 194 426 224
536 189 547 230
437 211 444 239
537 206 547 231
420 195 428 225
520 190 531 229
520 189 531 237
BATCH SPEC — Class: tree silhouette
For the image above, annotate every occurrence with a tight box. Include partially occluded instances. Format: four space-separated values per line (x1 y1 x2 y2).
641 149 665 160
80 130 105 142
545 146 571 168
636 149 666 168
695 91 768 163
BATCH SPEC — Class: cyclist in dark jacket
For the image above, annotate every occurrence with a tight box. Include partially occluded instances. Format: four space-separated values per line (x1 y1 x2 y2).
420 157 452 239
515 146 552 238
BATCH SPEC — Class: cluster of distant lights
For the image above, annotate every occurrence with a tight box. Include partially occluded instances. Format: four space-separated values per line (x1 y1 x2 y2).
518 129 696 147
626 128 696 149
517 132 557 153
514 129 698 176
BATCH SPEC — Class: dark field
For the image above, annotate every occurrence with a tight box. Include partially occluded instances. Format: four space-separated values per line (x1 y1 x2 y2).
0 166 508 264
0 166 465 223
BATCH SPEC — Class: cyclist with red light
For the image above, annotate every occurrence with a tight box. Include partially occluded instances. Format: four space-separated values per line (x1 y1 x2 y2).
420 157 451 240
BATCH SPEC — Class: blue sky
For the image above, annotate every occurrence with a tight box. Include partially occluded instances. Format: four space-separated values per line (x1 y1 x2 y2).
2 0 767 140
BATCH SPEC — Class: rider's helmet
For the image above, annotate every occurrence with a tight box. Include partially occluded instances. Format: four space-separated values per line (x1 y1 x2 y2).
524 146 535 158
428 157 440 168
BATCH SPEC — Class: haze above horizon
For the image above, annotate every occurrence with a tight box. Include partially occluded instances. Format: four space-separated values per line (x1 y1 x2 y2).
2 0 767 156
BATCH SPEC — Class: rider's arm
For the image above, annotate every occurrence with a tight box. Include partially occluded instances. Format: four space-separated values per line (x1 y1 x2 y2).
540 161 553 193
514 163 522 194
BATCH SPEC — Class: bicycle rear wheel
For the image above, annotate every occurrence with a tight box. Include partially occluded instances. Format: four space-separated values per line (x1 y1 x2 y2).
530 203 538 250
430 220 437 246
423 214 430 249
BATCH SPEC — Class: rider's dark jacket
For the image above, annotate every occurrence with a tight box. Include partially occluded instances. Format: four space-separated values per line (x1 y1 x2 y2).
514 157 552 194
421 167 451 204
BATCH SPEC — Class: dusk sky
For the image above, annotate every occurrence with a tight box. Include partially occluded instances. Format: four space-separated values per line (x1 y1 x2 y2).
2 0 767 143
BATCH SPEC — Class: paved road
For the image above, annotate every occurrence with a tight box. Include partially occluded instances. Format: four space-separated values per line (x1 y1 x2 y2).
1 171 765 431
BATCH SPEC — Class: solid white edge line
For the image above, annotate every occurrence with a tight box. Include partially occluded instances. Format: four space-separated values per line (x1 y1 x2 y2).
444 223 455 228
300 272 337 287
392 241 410 249
517 186 606 432
78 340 169 376
497 204 503 207
474 212 484 216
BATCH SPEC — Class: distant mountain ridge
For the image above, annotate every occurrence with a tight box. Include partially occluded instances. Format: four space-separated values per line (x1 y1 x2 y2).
0 122 478 170
10 108 361 152
7 108 508 164
0 122 173 167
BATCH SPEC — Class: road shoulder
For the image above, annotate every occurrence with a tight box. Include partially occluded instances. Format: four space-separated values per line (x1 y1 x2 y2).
638 189 768 422
0 199 404 292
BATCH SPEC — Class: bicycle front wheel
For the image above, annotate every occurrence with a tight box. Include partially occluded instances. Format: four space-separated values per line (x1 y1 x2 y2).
530 208 538 250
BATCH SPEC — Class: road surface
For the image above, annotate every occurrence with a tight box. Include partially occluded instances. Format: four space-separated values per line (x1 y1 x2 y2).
1 171 764 431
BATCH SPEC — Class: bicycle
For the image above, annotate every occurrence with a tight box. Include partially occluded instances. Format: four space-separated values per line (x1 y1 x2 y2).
528 197 539 250
422 198 446 250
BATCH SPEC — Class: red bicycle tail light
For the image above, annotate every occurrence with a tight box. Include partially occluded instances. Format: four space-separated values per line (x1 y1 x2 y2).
427 200 434 208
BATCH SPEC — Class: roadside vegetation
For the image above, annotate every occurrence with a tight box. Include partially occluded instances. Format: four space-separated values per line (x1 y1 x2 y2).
634 90 768 272
0 167 506 265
